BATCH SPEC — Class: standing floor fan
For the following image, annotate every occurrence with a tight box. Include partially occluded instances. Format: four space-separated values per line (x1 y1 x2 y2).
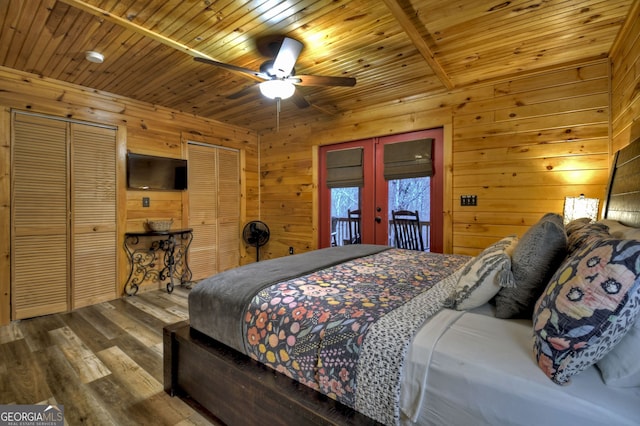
242 220 270 262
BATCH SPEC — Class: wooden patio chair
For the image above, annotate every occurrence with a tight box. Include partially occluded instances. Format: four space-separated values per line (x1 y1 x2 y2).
345 209 361 244
391 209 424 251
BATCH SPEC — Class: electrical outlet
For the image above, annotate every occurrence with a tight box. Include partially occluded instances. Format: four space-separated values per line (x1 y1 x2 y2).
142 197 150 207
289 247 294 255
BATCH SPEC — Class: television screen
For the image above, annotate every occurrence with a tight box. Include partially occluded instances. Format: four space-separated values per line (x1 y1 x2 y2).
127 153 188 190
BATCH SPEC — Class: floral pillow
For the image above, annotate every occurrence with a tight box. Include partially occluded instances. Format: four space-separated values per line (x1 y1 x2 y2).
532 237 640 385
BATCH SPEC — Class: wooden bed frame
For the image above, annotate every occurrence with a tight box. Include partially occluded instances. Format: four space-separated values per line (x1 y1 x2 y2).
163 322 379 425
164 137 640 426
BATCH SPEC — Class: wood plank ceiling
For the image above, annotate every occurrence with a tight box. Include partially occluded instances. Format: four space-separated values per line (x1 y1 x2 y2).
0 0 634 133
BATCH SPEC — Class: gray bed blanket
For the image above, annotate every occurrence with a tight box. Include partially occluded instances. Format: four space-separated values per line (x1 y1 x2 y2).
188 244 390 353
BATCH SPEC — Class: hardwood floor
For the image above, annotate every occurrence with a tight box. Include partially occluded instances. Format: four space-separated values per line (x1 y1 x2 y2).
0 287 220 425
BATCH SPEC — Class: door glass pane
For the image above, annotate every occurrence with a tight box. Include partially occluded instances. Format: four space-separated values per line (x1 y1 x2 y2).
387 177 430 250
330 187 360 246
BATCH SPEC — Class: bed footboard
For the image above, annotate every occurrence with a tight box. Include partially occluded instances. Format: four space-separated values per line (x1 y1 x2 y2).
163 321 380 425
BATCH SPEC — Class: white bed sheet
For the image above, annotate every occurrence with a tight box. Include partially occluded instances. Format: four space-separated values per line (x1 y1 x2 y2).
400 308 640 426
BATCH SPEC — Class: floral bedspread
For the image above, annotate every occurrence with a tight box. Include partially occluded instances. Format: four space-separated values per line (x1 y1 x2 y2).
242 248 469 422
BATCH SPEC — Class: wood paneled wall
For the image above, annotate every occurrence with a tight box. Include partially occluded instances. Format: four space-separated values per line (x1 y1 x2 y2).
1 3 638 324
260 59 612 259
611 0 640 154
0 67 259 324
451 63 610 255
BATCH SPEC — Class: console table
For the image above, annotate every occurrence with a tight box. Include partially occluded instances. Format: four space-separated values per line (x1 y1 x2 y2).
124 228 193 295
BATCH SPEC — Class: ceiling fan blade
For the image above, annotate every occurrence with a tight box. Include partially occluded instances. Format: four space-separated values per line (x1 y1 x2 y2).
194 57 270 82
291 74 356 87
272 37 303 78
290 90 311 109
227 84 259 100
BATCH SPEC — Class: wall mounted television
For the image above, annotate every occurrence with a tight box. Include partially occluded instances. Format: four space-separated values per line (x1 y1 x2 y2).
127 153 188 191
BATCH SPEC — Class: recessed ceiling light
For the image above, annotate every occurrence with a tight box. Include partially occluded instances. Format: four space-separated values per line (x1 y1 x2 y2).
85 51 104 63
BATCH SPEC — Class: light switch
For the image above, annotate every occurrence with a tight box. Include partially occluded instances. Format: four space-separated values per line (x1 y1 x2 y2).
460 195 478 206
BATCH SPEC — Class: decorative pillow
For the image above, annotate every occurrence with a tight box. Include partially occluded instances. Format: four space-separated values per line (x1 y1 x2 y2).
596 315 640 387
446 235 518 310
532 237 640 385
495 213 567 319
566 222 610 254
564 217 592 237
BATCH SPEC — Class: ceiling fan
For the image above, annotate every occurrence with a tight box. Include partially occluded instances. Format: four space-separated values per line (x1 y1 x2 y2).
194 36 356 129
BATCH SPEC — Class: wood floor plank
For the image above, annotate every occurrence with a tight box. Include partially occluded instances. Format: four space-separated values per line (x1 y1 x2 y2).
17 314 66 352
141 287 189 322
150 341 164 358
0 288 219 425
110 297 170 333
111 332 164 382
0 338 52 404
139 288 190 308
0 363 10 403
75 303 125 340
97 346 161 401
94 302 162 348
137 290 190 320
175 414 215 426
0 321 24 344
42 345 119 425
61 309 118 352
87 374 152 426
124 296 185 323
130 391 209 426
48 326 111 384
165 305 189 321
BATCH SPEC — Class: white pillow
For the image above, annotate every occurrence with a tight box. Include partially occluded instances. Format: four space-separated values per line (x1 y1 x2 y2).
597 219 640 240
596 315 640 387
447 235 518 310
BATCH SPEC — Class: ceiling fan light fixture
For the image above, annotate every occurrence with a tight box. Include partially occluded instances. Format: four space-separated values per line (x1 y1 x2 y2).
259 79 295 100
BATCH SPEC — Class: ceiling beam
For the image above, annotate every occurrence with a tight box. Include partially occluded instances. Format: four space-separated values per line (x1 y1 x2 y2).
58 0 216 61
381 0 454 90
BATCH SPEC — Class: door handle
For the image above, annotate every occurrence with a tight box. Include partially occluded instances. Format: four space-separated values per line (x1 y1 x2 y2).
375 216 382 223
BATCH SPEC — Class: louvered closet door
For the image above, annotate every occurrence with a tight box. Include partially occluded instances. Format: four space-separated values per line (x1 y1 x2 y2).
217 148 240 271
12 114 69 319
188 144 218 280
188 144 240 280
71 124 117 308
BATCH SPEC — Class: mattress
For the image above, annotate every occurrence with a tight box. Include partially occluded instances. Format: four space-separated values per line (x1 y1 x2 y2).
400 308 640 426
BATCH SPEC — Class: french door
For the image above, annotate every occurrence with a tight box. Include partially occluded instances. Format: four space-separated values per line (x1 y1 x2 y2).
319 128 443 252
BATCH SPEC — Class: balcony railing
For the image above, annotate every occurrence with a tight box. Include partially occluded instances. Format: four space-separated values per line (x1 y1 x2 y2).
331 217 430 251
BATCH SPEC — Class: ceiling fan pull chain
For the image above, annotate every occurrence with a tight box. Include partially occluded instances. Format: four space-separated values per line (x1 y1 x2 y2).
276 98 281 132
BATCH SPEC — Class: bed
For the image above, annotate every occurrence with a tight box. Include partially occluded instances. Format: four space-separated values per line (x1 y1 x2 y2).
164 138 640 425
